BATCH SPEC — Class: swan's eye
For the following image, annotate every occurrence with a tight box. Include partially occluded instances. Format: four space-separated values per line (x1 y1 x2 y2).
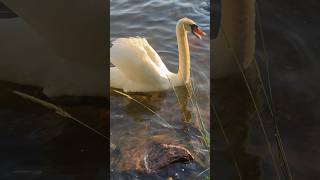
190 24 198 30
190 24 206 39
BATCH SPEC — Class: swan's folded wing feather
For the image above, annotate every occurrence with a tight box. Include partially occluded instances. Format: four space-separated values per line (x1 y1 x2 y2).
2 0 106 66
140 38 167 69
110 37 168 84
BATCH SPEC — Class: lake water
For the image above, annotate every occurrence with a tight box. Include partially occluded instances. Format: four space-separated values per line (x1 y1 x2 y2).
1 0 318 179
110 0 210 179
212 0 320 179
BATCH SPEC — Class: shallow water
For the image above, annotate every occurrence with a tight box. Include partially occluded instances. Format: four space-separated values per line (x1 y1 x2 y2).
0 82 108 179
212 0 320 179
110 0 210 179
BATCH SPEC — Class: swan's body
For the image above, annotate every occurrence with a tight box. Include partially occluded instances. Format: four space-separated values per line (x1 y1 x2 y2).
110 38 182 92
0 0 255 97
110 18 205 92
0 0 107 97
213 0 255 78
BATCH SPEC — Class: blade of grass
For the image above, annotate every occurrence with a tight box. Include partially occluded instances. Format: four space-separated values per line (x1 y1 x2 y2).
181 75 210 149
221 27 282 179
12 90 114 148
212 102 243 180
256 2 292 179
189 78 210 146
112 90 174 129
164 74 189 123
164 72 210 149
196 167 210 178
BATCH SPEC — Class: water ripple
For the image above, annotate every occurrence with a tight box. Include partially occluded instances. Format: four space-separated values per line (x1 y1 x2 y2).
110 0 210 178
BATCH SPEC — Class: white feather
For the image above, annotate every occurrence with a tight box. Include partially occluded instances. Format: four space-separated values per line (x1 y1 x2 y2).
110 37 175 92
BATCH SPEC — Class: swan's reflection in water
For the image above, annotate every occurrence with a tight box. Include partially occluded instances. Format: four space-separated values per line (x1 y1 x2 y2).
212 65 291 179
212 74 262 180
110 85 209 179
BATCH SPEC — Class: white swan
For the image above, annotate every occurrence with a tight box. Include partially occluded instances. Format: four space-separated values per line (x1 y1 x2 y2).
213 0 255 78
0 0 107 97
110 18 206 92
0 0 255 97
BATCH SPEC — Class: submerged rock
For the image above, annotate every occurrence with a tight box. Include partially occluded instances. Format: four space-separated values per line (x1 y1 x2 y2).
113 141 194 174
144 142 194 173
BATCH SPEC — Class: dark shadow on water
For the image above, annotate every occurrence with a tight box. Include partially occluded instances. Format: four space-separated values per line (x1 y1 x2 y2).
0 81 107 180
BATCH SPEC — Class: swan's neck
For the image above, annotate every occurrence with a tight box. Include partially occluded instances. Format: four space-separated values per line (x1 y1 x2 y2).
176 22 190 83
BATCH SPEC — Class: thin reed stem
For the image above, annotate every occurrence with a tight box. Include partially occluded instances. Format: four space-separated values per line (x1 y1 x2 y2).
112 90 174 129
211 102 243 180
221 27 282 179
12 91 113 147
255 2 293 179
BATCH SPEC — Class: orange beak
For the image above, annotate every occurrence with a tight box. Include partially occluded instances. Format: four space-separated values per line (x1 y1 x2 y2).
192 26 206 39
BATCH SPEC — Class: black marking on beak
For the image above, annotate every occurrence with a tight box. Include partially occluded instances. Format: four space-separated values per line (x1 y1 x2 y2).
190 24 198 31
190 24 199 39
190 24 204 39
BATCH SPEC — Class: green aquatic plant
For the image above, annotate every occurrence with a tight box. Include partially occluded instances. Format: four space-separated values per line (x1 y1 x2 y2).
164 72 210 150
188 78 210 149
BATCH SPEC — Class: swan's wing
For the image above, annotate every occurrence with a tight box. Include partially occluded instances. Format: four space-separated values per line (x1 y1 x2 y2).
110 37 169 84
1 0 106 66
140 38 169 72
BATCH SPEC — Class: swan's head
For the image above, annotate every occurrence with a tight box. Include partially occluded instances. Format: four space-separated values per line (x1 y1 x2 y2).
179 17 206 39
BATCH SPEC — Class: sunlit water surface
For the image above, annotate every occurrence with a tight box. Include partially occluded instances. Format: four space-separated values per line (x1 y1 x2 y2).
110 0 210 179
